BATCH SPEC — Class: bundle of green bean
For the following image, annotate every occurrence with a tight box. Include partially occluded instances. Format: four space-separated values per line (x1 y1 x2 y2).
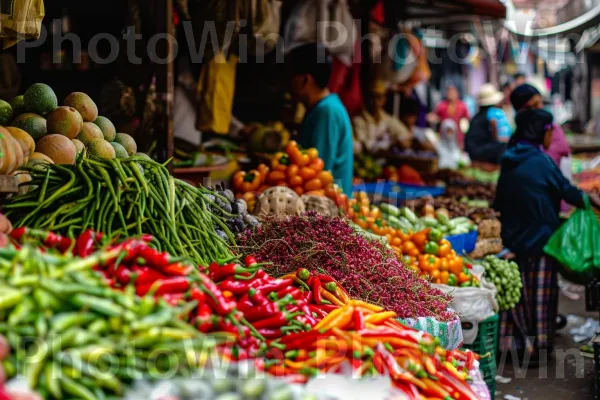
0 244 227 400
3 156 235 265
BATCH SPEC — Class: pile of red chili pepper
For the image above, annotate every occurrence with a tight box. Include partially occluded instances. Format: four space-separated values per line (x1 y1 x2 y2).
264 301 481 400
8 228 321 359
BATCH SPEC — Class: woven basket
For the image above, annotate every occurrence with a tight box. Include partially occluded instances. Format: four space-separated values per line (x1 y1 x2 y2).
255 186 305 218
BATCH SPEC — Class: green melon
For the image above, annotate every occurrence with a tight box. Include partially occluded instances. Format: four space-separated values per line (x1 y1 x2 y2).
114 133 137 156
23 83 58 115
9 95 25 116
0 99 13 125
93 116 116 142
47 106 83 139
110 142 128 158
64 92 98 122
76 122 104 146
87 139 116 160
12 113 47 141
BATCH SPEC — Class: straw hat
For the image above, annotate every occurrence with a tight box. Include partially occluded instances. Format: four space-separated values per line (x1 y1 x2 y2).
477 83 504 106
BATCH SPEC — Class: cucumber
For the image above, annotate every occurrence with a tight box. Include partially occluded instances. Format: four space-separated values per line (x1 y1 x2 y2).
401 207 418 224
379 203 401 217
421 216 439 228
435 210 451 226
387 216 402 230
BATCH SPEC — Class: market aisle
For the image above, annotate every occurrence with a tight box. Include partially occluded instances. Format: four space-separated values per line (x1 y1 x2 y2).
496 291 597 399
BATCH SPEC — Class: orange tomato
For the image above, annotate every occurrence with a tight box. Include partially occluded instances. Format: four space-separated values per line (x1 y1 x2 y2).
299 167 317 181
306 189 325 196
293 186 304 196
430 269 441 280
271 152 290 171
386 234 394 244
392 237 403 247
304 178 323 192
324 184 337 199
289 175 303 187
258 185 269 193
306 148 319 160
309 158 325 173
318 171 334 186
267 170 287 185
402 241 416 254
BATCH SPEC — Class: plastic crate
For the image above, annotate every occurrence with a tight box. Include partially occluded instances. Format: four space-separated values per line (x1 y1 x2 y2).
461 314 499 398
352 181 445 204
445 230 479 255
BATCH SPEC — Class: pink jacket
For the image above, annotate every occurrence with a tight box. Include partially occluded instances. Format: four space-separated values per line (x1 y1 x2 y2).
545 123 570 167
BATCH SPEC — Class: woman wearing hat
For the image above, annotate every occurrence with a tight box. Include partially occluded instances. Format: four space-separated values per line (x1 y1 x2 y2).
352 80 413 154
464 84 510 164
494 109 600 361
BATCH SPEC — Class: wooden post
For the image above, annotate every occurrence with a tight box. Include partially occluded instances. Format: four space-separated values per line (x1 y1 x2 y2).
154 0 175 166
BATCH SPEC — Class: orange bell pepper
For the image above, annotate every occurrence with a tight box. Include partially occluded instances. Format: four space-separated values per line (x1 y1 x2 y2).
438 241 451 258
412 229 431 250
286 141 310 166
232 170 262 193
272 152 291 171
419 255 440 272
448 256 464 275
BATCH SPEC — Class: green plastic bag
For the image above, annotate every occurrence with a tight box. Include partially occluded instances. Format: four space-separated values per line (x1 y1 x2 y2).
544 195 600 284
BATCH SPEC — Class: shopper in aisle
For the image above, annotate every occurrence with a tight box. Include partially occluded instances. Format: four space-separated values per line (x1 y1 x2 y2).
288 43 354 196
433 85 470 147
494 109 600 361
352 80 412 154
464 84 508 164
401 97 436 152
510 83 570 168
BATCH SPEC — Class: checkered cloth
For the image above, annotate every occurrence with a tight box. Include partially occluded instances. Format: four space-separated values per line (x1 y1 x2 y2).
498 255 559 353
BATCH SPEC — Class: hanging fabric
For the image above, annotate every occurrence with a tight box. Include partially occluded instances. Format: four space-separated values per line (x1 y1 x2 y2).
284 0 357 66
0 0 45 49
196 53 240 135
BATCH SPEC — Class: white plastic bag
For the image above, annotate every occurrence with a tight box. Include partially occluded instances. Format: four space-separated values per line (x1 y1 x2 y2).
284 0 357 66
433 270 497 344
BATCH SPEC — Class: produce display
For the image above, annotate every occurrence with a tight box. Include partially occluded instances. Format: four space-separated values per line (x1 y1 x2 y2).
353 153 382 181
236 212 455 321
383 165 425 185
445 184 496 204
378 202 477 236
2 84 139 168
412 197 500 223
267 303 482 400
480 256 522 312
3 156 238 265
348 194 479 287
0 243 226 399
233 141 348 215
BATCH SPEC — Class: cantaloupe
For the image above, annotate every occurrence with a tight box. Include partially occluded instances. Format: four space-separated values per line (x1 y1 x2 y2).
47 106 83 139
87 139 116 160
0 126 24 175
64 92 98 122
72 139 85 155
5 127 35 162
35 134 77 165
26 152 54 170
76 122 103 146
114 133 137 156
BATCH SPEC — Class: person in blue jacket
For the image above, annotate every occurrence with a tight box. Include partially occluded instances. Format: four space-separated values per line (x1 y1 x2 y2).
494 109 600 362
288 43 354 196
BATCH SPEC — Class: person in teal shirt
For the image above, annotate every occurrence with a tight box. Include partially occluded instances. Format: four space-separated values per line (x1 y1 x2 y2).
288 44 354 196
